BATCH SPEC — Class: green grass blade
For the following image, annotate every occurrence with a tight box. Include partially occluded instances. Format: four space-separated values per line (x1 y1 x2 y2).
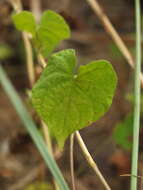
0 65 70 190
131 0 142 189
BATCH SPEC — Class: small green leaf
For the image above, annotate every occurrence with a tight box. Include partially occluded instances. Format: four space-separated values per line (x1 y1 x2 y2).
25 182 53 190
12 11 37 36
37 10 70 57
32 49 117 147
113 114 133 150
12 10 70 57
0 43 13 60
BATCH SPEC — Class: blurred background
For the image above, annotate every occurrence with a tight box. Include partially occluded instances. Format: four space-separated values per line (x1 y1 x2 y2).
0 0 143 189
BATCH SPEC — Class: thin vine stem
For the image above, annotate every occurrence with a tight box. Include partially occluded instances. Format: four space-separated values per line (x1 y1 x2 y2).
75 131 111 190
70 134 76 190
131 0 142 189
41 121 53 155
9 1 59 189
37 55 60 190
22 32 35 87
9 0 35 87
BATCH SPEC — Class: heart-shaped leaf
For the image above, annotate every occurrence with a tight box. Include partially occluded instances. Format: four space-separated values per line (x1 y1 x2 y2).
37 10 70 57
12 10 70 57
32 49 117 147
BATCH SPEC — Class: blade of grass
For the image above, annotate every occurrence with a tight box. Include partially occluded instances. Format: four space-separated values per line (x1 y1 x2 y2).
0 65 70 190
131 0 142 189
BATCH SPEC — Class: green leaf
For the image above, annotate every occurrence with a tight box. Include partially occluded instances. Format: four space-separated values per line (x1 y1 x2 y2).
32 49 117 147
12 11 37 36
37 10 70 57
0 43 14 60
25 182 53 190
113 114 133 150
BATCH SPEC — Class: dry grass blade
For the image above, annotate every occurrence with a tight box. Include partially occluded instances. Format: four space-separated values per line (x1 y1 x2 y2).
76 131 111 190
85 0 143 87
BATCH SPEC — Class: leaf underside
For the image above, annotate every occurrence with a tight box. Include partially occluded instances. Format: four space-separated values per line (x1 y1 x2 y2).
32 49 117 148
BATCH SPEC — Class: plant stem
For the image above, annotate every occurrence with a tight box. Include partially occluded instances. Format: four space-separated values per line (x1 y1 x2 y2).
131 0 142 189
37 56 54 157
9 0 22 13
31 0 41 22
75 131 111 190
42 122 60 189
85 0 143 87
10 0 35 87
38 54 47 67
22 32 35 87
70 134 76 190
10 1 59 189
38 55 60 190
41 121 53 155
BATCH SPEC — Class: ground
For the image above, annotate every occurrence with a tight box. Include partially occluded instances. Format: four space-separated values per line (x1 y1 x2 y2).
0 0 142 189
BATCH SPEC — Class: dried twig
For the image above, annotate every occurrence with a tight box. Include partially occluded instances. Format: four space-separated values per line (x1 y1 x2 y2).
76 131 111 190
85 0 143 87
